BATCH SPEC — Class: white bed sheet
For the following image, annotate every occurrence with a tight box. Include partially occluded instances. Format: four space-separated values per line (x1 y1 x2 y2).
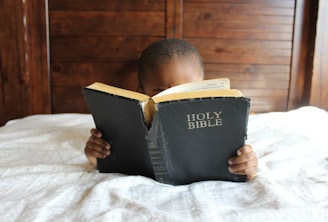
0 106 327 222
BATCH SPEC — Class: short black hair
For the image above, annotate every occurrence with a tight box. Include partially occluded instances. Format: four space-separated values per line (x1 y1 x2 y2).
138 38 204 86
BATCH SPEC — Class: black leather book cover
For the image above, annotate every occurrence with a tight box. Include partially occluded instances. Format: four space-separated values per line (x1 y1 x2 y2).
83 86 250 185
153 97 250 185
82 88 155 179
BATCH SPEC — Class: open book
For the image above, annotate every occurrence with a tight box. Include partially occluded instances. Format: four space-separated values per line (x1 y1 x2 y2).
82 78 250 185
85 78 243 125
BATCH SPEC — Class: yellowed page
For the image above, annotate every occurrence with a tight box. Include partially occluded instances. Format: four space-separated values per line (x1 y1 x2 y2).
87 82 150 101
154 78 230 97
152 89 244 103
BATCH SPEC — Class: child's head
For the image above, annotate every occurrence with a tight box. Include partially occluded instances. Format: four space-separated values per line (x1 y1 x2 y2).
138 38 204 96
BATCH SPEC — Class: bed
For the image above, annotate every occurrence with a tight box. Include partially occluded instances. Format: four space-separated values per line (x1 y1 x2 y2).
0 106 327 221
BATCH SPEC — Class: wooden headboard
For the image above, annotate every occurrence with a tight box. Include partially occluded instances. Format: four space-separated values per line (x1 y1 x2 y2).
1 0 325 126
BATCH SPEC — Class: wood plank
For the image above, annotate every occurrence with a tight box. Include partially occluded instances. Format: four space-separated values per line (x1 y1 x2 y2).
183 24 293 40
184 0 295 8
0 0 29 125
288 0 317 109
205 74 290 89
184 19 293 32
24 0 51 114
184 3 295 16
204 64 290 74
184 13 293 25
52 86 90 113
183 2 295 40
187 38 292 65
206 72 289 82
49 11 165 36
166 0 183 38
48 0 165 11
310 0 328 110
185 32 292 41
188 38 292 50
50 36 161 62
51 62 139 89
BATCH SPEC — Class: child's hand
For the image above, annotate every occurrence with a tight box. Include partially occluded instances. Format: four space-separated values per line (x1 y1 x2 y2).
228 144 258 180
84 128 111 166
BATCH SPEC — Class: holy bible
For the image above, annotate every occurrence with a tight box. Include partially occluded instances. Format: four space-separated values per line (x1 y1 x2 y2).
82 78 250 185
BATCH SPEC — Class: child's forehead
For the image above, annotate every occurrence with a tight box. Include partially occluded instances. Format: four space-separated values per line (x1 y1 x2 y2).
145 57 203 83
153 56 199 72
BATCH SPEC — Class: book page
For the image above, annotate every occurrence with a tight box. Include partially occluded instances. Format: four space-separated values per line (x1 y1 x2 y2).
152 89 244 104
154 78 230 97
87 82 150 101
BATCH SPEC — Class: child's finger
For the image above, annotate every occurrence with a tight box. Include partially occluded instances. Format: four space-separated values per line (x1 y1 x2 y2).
236 144 252 156
89 135 110 150
229 150 255 165
85 141 111 158
228 158 257 175
90 128 102 137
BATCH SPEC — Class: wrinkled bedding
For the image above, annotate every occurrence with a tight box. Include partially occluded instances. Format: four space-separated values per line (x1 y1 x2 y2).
0 106 327 222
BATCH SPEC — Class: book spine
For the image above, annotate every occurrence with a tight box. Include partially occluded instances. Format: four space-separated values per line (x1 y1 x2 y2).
145 113 171 184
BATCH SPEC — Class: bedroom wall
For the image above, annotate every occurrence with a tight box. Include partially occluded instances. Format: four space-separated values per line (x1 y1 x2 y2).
0 0 324 126
0 0 29 124
310 0 328 110
49 0 296 113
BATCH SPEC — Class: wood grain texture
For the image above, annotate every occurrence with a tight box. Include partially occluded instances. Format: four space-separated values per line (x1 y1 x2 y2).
2 0 324 124
183 0 295 112
48 0 296 113
288 0 318 109
25 0 51 115
49 11 165 36
310 0 328 110
0 0 29 125
48 0 165 11
166 0 183 38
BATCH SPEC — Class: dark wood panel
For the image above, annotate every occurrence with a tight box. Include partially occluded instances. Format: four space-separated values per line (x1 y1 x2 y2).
204 64 290 74
51 62 139 90
188 38 292 65
183 0 295 113
47 0 296 114
184 13 293 25
183 22 293 40
52 86 89 113
243 88 289 112
0 0 29 126
310 0 328 110
288 0 317 109
49 0 165 11
166 0 183 38
186 31 292 41
184 2 294 16
49 11 165 36
205 74 289 89
50 36 161 62
184 26 293 40
25 0 51 115
204 64 290 89
183 1 294 40
184 0 295 8
2 0 318 122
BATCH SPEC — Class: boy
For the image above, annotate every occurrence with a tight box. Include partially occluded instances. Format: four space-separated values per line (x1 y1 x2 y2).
85 38 258 180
